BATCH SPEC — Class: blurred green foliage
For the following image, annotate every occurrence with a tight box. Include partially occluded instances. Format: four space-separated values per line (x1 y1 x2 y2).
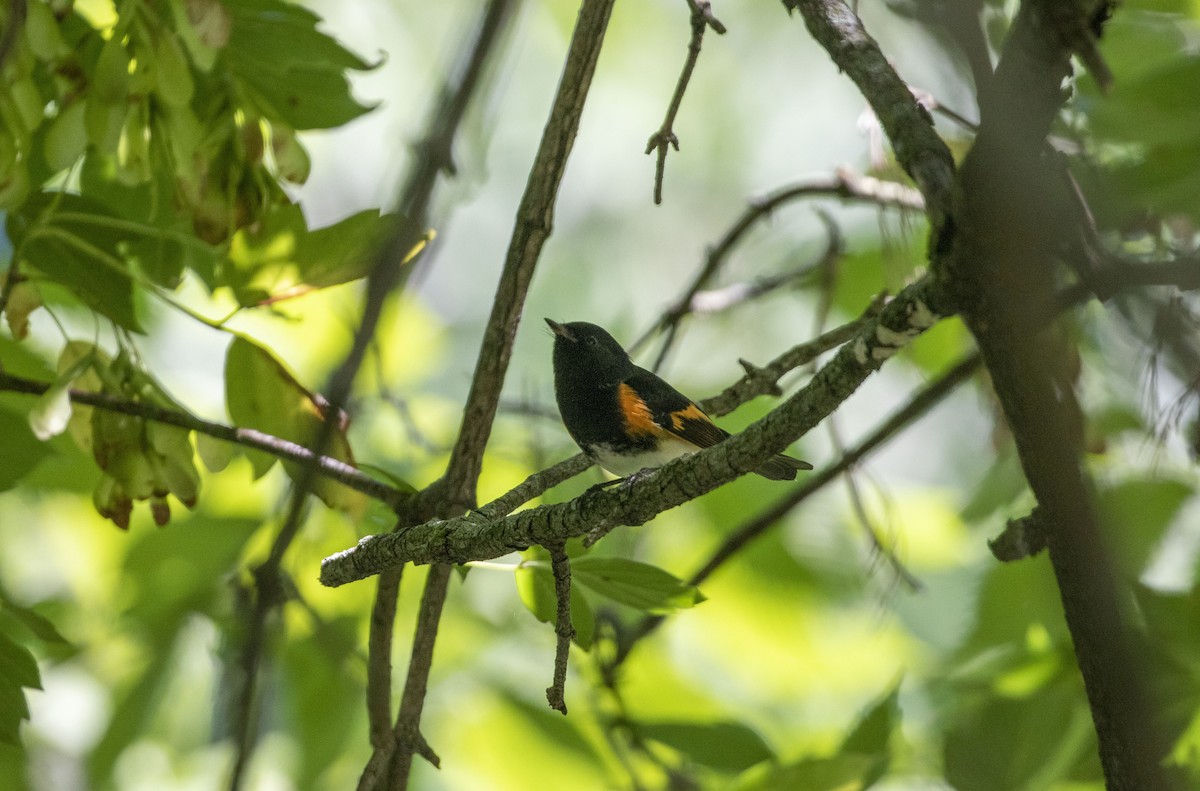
0 0 1198 790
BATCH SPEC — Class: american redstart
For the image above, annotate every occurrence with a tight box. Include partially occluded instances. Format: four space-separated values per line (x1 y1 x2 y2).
546 318 812 480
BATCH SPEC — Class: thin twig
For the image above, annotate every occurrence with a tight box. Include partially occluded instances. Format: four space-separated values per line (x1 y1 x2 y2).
829 420 922 591
684 209 844 317
910 87 979 132
645 1 724 204
367 568 403 748
379 564 452 790
545 544 574 714
349 2 524 789
0 369 407 508
696 301 882 416
611 351 983 667
628 168 924 360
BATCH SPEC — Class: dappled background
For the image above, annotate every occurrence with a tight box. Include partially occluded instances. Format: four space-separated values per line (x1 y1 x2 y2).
2 0 1199 789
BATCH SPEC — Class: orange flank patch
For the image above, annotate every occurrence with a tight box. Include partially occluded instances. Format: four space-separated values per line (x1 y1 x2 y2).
617 383 662 436
669 403 707 430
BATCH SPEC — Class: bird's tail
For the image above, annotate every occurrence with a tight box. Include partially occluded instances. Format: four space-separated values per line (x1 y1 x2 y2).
754 454 813 481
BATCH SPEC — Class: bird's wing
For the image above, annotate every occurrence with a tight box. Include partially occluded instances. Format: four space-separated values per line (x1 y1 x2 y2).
622 366 729 449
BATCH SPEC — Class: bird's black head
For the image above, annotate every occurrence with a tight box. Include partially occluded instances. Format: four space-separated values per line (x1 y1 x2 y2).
545 318 633 388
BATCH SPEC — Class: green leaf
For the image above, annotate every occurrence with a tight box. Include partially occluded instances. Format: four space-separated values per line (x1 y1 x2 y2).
0 406 54 492
43 103 89 173
954 550 1068 663
1133 585 1200 749
841 683 899 756
354 464 417 496
960 453 1029 524
227 0 372 70
839 682 900 787
0 632 40 745
224 336 365 515
152 35 195 108
225 203 397 304
281 616 361 783
1084 51 1200 220
78 153 217 289
222 0 376 130
1098 477 1193 578
731 754 880 791
0 596 70 646
0 633 39 690
944 677 1097 791
91 33 131 104
515 561 556 623
195 432 235 473
570 556 705 614
637 720 775 773
24 0 69 60
8 192 143 332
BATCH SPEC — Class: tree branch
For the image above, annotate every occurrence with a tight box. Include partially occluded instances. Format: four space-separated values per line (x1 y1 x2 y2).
612 351 983 666
320 276 954 585
428 0 617 513
367 568 403 749
545 544 574 714
630 167 923 363
783 1 956 224
372 2 616 786
943 1 1180 788
645 0 724 205
375 564 451 790
0 368 408 508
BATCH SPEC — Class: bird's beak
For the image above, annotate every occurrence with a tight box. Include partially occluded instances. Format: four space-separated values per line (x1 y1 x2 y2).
544 318 574 341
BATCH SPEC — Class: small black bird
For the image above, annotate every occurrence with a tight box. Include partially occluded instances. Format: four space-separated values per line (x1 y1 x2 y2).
546 318 812 480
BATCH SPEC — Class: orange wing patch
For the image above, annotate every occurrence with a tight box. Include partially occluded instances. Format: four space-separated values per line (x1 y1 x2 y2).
617 383 662 437
669 403 707 430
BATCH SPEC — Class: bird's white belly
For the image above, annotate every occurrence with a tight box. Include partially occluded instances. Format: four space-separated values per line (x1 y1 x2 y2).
589 435 699 477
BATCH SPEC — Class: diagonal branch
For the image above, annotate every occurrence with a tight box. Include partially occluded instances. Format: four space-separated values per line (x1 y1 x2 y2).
320 276 955 585
0 368 408 508
374 2 617 787
428 0 618 513
612 350 983 666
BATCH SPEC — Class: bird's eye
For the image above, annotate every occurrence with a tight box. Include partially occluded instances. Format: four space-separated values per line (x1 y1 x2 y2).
585 336 599 347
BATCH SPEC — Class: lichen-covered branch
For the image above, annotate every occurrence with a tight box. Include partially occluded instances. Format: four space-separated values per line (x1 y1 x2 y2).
320 276 952 585
611 351 983 667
